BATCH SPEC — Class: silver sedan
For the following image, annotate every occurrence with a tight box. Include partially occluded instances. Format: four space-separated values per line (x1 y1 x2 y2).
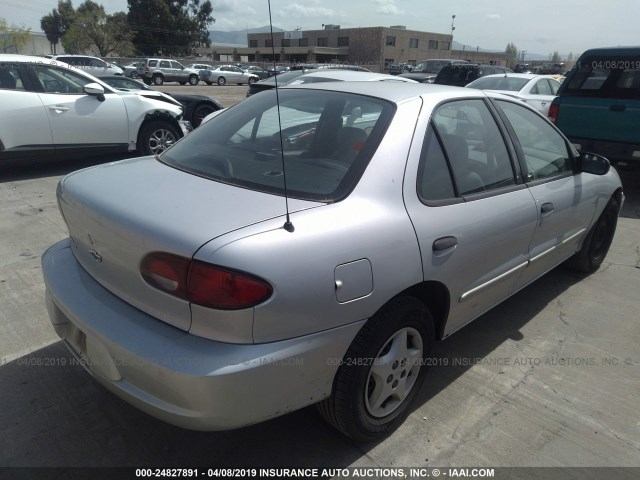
202 65 259 86
42 81 623 442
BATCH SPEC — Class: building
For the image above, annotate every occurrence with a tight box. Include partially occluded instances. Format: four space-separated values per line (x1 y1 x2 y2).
0 31 64 56
196 25 508 71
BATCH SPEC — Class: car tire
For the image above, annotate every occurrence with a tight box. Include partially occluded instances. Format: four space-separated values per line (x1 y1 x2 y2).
179 81 186 85
217 77 226 86
248 77 257 85
205 81 213 86
317 296 433 442
566 197 620 273
142 78 152 85
192 104 218 128
189 75 199 86
153 75 164 86
138 121 180 156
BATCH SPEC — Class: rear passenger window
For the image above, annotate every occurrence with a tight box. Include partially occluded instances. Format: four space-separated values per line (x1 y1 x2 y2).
417 128 455 201
0 66 26 91
431 99 516 195
496 100 571 180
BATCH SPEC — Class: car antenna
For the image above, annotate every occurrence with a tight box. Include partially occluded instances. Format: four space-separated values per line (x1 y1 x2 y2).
268 0 294 233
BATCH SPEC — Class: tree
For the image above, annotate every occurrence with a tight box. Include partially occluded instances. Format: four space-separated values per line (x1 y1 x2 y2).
40 1 76 54
63 1 134 56
551 51 561 64
0 18 32 54
505 42 518 69
128 0 214 55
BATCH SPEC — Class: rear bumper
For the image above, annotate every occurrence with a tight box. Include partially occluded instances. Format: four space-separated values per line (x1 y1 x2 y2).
569 137 640 164
42 238 364 431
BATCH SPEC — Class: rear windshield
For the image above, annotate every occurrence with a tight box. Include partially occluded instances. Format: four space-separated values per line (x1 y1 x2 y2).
563 56 640 98
467 76 529 91
414 60 453 74
435 65 480 86
160 89 394 202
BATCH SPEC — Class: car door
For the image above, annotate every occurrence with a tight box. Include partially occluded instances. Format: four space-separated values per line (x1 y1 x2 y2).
0 64 53 160
28 64 129 155
171 61 186 81
404 98 539 337
493 99 600 289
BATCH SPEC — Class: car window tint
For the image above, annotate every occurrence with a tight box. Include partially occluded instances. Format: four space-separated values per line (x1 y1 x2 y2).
0 65 26 91
148 60 158 67
161 90 393 202
160 61 170 68
417 127 455 201
31 65 92 94
432 99 515 195
496 100 570 180
171 61 183 69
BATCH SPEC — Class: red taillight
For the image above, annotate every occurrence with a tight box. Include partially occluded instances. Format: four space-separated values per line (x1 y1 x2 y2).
548 103 559 124
141 253 272 310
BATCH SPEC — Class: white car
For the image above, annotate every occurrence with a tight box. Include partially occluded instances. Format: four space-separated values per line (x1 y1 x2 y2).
0 55 190 160
466 73 562 116
48 54 124 76
203 65 259 86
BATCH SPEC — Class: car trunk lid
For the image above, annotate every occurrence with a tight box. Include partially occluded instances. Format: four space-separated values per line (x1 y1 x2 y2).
58 156 320 331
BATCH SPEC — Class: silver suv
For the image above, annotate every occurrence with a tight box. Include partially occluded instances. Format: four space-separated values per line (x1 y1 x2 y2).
137 59 200 86
47 55 124 76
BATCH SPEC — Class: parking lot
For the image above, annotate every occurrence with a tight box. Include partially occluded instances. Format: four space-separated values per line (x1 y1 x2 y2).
1 83 639 470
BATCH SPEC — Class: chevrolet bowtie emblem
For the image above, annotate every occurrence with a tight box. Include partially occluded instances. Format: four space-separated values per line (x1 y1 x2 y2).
89 249 103 263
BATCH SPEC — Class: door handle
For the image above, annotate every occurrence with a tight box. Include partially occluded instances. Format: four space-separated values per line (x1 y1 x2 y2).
49 105 69 113
541 202 554 215
433 236 458 252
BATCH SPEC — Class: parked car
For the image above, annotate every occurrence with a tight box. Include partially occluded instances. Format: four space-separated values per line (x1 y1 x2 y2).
241 65 269 80
435 63 512 87
137 59 200 86
98 75 223 128
202 65 259 86
466 73 562 115
121 61 140 78
47 54 124 76
186 63 214 72
548 46 640 169
399 59 468 83
246 69 415 97
0 54 189 160
266 65 289 77
42 80 622 442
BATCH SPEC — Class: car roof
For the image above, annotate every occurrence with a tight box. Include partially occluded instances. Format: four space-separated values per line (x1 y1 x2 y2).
477 73 550 80
285 80 487 104
1 54 70 66
297 70 418 83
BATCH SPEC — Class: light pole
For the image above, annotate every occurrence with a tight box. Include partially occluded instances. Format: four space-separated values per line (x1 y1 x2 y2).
450 14 456 40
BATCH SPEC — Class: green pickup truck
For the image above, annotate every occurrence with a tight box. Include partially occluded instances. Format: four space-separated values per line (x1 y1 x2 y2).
549 47 640 169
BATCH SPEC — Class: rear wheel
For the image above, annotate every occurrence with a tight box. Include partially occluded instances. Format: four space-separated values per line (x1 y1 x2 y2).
192 104 217 128
217 76 226 86
205 81 213 86
317 296 433 442
567 197 619 273
153 75 164 86
138 121 180 156
179 81 186 85
188 75 199 86
248 77 257 85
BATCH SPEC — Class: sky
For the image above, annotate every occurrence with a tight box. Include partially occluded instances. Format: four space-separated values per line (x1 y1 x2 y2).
1 0 638 57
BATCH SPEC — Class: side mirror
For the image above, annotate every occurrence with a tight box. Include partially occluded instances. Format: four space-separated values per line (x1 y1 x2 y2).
578 152 610 175
83 82 106 102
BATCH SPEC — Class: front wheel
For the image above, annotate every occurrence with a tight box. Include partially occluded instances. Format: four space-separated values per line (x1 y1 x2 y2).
566 197 619 273
205 81 213 86
317 296 433 442
217 76 226 86
192 104 217 128
248 77 257 85
153 75 164 86
138 121 180 156
188 75 199 86
179 81 186 85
